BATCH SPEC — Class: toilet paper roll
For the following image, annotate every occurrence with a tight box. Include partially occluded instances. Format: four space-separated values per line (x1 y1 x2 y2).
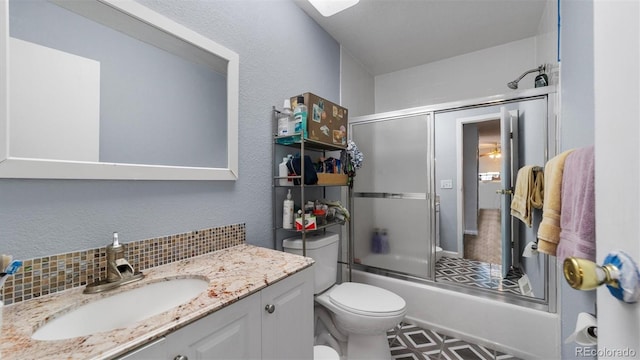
522 241 538 258
564 312 597 345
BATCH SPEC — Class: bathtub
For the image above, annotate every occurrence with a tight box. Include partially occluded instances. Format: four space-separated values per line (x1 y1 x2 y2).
351 269 560 359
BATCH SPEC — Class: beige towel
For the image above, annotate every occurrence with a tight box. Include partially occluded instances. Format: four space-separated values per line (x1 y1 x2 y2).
537 149 575 255
510 165 544 227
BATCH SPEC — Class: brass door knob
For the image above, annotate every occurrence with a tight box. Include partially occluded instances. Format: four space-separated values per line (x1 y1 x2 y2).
563 251 640 304
563 257 619 291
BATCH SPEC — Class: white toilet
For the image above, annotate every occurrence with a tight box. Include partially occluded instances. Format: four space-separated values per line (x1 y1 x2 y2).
283 232 407 360
314 345 340 360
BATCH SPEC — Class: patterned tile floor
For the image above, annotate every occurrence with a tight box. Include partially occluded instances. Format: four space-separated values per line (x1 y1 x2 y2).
435 257 524 295
463 209 502 265
387 322 521 360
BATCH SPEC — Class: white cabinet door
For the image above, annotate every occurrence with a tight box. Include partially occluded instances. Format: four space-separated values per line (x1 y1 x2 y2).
116 338 167 360
167 293 262 360
261 268 314 360
117 267 314 360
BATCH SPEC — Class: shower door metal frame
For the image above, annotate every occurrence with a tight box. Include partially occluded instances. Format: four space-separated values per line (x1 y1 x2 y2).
348 112 433 280
349 86 558 313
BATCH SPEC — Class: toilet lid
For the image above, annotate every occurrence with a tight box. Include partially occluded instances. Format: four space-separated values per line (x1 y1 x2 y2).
328 283 406 316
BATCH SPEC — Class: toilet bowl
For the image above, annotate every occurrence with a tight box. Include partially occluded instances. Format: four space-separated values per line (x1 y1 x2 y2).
314 345 340 360
315 282 406 359
315 282 406 335
283 232 407 360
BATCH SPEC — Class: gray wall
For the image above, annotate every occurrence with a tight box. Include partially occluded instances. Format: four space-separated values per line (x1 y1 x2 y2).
374 38 537 113
560 1 597 359
1 0 340 259
462 124 478 234
340 47 375 117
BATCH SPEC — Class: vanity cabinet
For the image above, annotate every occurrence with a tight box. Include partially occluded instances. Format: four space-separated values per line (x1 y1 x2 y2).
117 338 168 360
260 267 314 359
116 267 313 360
167 292 262 359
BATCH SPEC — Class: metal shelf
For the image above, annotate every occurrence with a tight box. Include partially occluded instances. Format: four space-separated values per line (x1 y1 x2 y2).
272 106 349 258
273 183 347 188
274 134 347 152
274 219 346 232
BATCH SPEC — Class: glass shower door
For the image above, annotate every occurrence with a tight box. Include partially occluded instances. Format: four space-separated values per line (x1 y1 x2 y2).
350 113 432 279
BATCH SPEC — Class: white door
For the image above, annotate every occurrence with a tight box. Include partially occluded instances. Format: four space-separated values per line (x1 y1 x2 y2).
593 0 640 356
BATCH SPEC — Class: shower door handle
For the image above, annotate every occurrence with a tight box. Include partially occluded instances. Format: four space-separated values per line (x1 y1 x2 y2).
496 189 513 195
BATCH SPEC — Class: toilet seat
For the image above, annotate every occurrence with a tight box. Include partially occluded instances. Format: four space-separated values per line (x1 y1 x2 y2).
328 282 406 317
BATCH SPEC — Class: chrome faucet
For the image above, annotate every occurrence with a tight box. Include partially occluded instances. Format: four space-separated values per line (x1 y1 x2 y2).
106 232 134 282
84 232 144 294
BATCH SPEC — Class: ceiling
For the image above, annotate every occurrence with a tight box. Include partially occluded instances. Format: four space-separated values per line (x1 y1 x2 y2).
294 0 547 76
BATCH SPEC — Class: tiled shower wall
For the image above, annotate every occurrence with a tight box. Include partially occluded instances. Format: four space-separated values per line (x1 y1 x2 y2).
1 223 246 305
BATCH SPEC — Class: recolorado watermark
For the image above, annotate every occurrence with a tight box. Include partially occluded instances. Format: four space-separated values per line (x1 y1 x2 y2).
576 346 637 358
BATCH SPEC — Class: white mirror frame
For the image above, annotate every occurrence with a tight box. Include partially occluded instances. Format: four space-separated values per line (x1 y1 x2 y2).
0 0 239 180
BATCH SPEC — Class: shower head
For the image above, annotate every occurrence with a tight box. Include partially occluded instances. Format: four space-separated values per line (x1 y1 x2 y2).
507 65 546 90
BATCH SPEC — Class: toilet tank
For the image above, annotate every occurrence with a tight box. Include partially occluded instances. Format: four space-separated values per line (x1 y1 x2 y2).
282 232 339 294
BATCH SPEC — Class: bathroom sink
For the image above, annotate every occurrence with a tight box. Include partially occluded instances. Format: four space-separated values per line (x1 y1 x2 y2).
31 277 209 341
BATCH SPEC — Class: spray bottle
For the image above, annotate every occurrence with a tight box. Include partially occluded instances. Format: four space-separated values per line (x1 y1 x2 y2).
279 155 292 186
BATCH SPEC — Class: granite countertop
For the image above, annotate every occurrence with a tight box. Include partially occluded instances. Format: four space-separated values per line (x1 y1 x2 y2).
0 244 314 360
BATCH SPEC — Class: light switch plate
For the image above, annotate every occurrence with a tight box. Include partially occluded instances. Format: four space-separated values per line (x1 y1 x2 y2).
440 179 453 189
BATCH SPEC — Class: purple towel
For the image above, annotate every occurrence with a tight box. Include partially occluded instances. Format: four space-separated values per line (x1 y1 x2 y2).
557 146 595 262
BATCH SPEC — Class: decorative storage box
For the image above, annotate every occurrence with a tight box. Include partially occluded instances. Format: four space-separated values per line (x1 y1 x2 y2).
317 173 348 186
290 93 348 148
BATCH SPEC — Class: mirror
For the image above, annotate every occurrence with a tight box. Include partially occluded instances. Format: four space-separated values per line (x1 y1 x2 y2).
435 96 550 301
0 0 239 180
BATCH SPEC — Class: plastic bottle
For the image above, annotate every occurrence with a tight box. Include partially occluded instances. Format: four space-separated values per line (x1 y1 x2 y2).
284 99 295 136
293 95 308 139
380 228 390 254
283 189 294 229
371 228 381 254
278 155 292 186
278 99 293 136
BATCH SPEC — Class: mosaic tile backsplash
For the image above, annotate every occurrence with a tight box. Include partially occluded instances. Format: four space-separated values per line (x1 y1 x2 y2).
0 223 246 305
